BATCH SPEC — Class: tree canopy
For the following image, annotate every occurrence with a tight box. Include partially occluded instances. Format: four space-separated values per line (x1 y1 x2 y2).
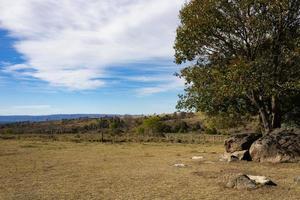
175 0 300 133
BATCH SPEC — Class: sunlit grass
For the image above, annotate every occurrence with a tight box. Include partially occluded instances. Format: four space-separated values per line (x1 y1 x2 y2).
0 139 299 200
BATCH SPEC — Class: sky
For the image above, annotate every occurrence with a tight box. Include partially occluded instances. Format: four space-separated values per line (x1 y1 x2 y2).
0 0 186 115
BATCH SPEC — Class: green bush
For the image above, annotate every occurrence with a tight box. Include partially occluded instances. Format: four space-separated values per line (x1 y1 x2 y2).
205 127 219 135
137 127 145 135
4 129 14 135
141 116 165 136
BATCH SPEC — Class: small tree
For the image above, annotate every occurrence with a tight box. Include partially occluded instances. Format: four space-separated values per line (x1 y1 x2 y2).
142 116 164 136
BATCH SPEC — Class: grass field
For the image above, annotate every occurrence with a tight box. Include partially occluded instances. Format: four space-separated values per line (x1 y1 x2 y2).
0 139 299 200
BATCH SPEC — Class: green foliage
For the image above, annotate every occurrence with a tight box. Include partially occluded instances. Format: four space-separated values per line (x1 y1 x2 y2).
137 127 145 135
4 129 14 135
175 0 300 132
198 112 249 130
98 118 109 129
205 127 220 135
141 116 165 136
0 114 204 136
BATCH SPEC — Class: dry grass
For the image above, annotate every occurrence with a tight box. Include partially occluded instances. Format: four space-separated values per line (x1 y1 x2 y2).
0 139 299 200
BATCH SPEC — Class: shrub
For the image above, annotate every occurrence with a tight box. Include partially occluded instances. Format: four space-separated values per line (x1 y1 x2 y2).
141 116 165 136
205 127 219 135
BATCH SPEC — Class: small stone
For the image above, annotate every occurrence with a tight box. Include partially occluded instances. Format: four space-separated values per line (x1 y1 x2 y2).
174 163 186 168
192 156 204 160
247 175 277 186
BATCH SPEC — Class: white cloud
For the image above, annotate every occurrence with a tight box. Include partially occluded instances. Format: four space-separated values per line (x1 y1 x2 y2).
136 76 184 96
0 0 185 90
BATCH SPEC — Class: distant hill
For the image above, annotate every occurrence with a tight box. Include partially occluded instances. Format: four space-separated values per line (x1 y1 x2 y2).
0 114 118 123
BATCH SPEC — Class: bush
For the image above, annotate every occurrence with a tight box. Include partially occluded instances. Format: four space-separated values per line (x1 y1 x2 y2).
178 121 189 133
141 116 165 136
196 112 250 130
205 127 219 135
4 129 14 134
137 127 145 135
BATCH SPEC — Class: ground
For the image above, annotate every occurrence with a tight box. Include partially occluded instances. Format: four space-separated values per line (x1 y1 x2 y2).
0 139 299 200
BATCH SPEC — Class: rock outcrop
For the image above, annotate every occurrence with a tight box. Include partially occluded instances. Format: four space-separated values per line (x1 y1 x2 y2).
249 129 300 163
225 133 262 153
220 150 252 162
221 133 261 162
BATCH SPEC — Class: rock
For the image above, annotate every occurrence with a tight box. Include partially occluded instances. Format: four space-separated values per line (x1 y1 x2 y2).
247 175 277 186
226 174 277 190
219 150 251 162
174 163 186 168
225 133 262 153
250 129 300 163
231 150 252 161
226 174 257 190
192 156 204 160
220 153 237 162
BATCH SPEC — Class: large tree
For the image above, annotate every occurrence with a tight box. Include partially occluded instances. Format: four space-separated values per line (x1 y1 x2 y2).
175 0 300 133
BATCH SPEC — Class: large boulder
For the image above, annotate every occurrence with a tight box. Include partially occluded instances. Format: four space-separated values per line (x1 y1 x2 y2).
225 133 262 153
250 129 300 163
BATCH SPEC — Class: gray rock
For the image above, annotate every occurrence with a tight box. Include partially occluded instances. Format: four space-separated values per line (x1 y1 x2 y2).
225 133 262 153
226 174 257 190
247 175 277 186
220 150 251 162
226 174 276 190
231 150 252 161
250 129 300 163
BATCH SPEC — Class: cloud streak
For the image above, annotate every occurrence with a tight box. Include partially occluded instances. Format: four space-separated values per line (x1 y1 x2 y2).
136 76 184 96
0 0 185 90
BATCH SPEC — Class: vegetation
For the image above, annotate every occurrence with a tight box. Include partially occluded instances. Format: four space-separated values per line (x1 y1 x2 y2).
0 140 299 199
175 0 300 133
0 113 210 139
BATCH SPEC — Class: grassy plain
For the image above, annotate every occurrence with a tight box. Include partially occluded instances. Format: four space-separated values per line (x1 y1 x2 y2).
0 139 299 200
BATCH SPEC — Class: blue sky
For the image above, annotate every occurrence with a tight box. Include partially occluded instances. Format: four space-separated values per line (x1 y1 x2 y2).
0 0 185 115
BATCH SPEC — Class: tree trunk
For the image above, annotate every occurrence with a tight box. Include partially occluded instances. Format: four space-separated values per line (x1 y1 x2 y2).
258 108 271 133
271 95 281 129
249 91 272 134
